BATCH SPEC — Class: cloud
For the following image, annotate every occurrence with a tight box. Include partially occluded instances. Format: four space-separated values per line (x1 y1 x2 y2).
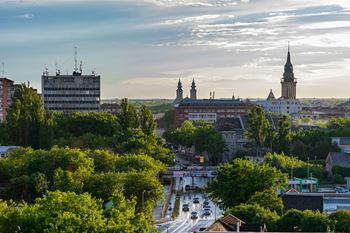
16 13 35 19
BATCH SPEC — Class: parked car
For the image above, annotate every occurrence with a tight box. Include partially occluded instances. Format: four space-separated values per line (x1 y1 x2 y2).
335 186 349 193
191 211 198 219
193 197 200 204
203 200 210 206
185 185 191 191
182 203 190 212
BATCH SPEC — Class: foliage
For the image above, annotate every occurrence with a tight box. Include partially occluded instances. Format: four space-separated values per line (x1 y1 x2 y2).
276 115 292 153
264 152 325 180
246 106 272 147
276 209 329 232
227 203 279 231
206 159 287 209
329 210 350 232
7 83 45 148
0 190 147 233
247 188 283 214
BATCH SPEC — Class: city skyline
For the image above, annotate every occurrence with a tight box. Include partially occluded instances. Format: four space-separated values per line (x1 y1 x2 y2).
1 0 350 99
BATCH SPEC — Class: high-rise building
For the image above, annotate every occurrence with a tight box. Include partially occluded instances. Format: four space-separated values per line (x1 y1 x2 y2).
42 68 100 114
0 78 14 121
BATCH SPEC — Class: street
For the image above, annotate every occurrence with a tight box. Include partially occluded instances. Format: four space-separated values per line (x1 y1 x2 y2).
157 176 223 233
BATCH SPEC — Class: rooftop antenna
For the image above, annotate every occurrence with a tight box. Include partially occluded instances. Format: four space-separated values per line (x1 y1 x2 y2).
288 41 290 52
232 91 235 100
1 59 4 77
213 91 215 100
210 92 212 100
79 60 83 74
74 46 78 73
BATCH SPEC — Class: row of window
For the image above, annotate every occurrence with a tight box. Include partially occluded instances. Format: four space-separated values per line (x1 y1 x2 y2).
44 88 100 91
45 101 99 104
184 109 246 113
44 94 100 97
47 107 99 111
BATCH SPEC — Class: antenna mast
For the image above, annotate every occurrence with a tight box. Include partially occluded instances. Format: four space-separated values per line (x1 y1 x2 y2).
74 46 78 73
1 59 4 77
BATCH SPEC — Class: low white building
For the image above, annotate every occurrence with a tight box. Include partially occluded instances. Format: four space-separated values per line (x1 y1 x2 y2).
256 89 302 114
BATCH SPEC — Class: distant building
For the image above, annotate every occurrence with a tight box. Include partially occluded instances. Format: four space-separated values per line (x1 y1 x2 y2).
174 98 252 127
0 78 14 121
42 66 100 114
0 146 18 157
100 103 121 114
256 45 301 114
215 117 246 161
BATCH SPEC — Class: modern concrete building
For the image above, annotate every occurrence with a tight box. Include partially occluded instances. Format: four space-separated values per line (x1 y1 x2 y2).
0 77 14 121
41 68 100 114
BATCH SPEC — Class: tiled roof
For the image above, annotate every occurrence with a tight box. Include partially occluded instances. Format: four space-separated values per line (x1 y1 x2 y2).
215 117 243 131
219 214 245 226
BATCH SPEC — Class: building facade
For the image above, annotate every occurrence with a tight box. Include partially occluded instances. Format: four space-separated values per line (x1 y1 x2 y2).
0 78 14 121
174 98 251 127
42 70 100 113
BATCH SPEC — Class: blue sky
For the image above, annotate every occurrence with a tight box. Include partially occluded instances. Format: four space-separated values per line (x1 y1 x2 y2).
1 0 350 99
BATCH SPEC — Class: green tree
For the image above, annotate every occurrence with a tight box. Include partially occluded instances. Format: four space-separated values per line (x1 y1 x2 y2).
227 203 279 231
277 115 292 153
7 83 45 148
276 209 304 232
246 106 272 147
138 105 156 136
206 159 287 209
116 98 139 135
328 210 350 232
247 188 283 214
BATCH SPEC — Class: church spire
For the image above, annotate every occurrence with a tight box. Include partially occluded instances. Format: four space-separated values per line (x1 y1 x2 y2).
190 78 197 100
174 78 183 104
283 42 294 80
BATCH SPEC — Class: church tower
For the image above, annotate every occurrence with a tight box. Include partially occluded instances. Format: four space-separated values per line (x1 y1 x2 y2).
281 43 297 99
190 79 197 100
174 78 183 104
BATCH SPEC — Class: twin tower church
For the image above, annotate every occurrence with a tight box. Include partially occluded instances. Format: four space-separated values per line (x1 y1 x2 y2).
174 45 301 115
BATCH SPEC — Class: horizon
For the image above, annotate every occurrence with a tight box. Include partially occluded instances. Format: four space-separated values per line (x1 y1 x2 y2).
1 0 350 99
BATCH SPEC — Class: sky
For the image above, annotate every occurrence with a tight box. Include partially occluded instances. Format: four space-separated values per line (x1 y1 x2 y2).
1 0 350 99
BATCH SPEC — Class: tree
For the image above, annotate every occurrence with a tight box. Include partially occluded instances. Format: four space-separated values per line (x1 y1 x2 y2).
116 98 139 135
7 83 45 148
276 209 305 232
194 124 226 164
246 106 272 147
138 105 156 136
206 159 287 209
276 115 291 153
227 203 279 231
328 210 350 232
247 188 283 214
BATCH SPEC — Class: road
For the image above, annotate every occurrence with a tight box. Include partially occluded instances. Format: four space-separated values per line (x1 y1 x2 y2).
156 176 223 233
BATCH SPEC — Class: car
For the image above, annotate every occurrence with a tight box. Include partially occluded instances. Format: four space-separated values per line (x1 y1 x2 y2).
185 185 191 191
203 209 211 216
191 211 198 219
182 203 190 212
335 186 349 193
203 200 210 206
203 205 210 209
193 197 200 204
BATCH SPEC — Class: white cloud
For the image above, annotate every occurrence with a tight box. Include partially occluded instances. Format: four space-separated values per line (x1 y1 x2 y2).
16 13 35 19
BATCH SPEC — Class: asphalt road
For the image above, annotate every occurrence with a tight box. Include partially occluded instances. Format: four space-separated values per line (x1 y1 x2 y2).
157 176 223 233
